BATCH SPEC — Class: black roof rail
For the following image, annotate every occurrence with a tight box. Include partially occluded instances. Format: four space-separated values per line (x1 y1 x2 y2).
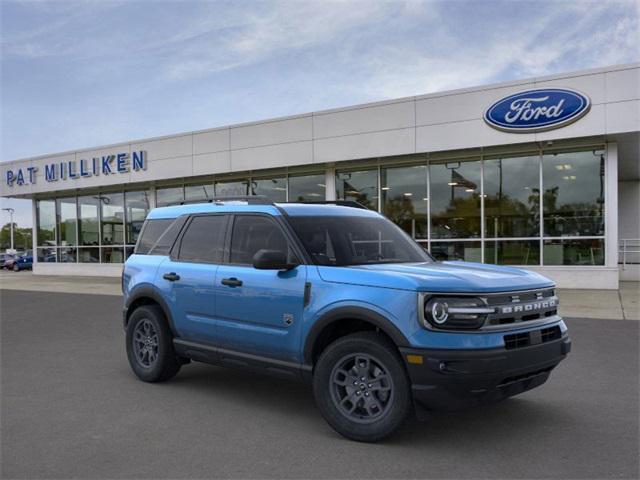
295 200 370 210
178 195 274 206
212 195 273 205
177 199 214 205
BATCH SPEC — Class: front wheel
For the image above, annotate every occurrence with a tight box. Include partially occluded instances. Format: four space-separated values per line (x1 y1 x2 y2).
125 305 181 382
12 264 19 272
313 332 412 442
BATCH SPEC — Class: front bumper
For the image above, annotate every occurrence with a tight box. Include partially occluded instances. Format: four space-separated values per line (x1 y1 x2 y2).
400 333 571 412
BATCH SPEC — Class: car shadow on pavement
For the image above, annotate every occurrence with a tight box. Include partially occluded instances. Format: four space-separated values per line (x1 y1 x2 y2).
140 360 573 447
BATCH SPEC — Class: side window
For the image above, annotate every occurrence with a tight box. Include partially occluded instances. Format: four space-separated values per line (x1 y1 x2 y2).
230 215 292 265
148 216 188 255
135 219 174 254
296 224 336 265
178 215 227 263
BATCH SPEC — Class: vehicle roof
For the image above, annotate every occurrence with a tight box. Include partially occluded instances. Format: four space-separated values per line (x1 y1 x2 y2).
146 202 381 220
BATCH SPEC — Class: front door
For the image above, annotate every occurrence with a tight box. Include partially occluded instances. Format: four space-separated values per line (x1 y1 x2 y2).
214 214 307 362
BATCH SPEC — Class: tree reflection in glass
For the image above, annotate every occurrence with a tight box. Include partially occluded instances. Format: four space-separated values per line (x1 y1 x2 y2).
336 170 378 210
542 150 605 237
484 155 540 238
36 200 56 246
382 165 428 239
289 173 325 202
430 161 481 239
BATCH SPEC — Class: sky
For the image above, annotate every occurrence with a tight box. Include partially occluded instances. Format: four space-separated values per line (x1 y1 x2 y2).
1 0 639 228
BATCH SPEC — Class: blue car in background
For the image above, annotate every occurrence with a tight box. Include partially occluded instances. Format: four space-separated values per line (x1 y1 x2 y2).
12 252 33 271
122 198 570 442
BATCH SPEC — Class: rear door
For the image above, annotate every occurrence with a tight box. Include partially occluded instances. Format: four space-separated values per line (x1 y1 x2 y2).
157 214 228 344
214 214 307 362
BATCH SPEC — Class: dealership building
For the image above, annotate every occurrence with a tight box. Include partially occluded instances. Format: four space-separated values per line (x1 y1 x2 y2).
1 63 638 289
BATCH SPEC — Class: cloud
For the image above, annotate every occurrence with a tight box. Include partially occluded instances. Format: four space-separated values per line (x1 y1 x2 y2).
346 0 639 99
163 1 405 80
1 0 638 164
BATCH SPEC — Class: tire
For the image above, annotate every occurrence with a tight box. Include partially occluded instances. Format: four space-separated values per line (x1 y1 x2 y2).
313 331 412 442
13 264 19 272
126 304 181 382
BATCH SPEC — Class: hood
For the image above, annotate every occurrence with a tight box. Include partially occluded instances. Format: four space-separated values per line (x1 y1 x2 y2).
316 261 554 293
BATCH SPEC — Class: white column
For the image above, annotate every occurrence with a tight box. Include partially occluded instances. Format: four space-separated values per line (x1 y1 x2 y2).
325 164 336 201
31 198 37 265
605 142 619 272
149 185 157 209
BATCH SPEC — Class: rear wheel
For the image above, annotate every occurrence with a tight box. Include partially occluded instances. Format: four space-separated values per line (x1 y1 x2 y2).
313 331 412 442
12 263 19 272
126 305 181 382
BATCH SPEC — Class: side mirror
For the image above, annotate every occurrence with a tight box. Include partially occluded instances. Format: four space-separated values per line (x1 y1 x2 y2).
252 249 298 270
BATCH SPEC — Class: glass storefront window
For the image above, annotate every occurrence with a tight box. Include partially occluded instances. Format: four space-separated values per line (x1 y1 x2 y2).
430 241 481 262
101 247 124 263
27 148 608 268
78 247 100 263
336 170 378 210
100 192 124 245
77 196 100 246
156 186 184 207
56 197 77 246
430 160 481 239
36 246 57 263
58 246 77 263
125 190 151 245
185 183 214 202
484 155 540 238
215 180 249 197
288 173 325 201
36 200 56 246
251 177 287 202
542 150 605 237
485 240 540 265
543 238 604 265
382 165 428 239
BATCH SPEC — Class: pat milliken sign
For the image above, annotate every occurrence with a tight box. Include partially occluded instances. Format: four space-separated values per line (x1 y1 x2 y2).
484 88 591 133
5 151 147 187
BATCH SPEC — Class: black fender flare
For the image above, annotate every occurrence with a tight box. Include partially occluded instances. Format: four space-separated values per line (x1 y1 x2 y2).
124 286 178 336
303 306 410 365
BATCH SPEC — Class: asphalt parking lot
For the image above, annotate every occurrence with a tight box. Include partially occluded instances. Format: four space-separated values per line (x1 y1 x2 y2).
1 289 639 479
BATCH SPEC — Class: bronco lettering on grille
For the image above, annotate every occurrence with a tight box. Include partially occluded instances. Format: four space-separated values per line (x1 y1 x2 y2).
500 298 557 314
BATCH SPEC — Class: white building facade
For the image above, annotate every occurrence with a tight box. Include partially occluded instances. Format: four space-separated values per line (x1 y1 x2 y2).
1 63 639 289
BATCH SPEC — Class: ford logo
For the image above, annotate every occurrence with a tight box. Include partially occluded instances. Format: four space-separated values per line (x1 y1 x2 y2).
484 88 591 133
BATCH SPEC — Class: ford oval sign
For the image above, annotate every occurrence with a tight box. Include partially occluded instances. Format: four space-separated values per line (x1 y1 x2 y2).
484 88 591 133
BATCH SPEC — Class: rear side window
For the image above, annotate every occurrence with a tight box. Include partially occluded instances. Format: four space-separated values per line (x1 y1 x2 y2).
178 215 227 263
149 216 188 255
135 219 174 254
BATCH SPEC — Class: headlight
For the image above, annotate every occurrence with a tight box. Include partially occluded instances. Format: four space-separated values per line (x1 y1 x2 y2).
423 297 494 330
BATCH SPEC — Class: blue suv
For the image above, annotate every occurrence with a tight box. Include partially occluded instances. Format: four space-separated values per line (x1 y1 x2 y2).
122 197 570 442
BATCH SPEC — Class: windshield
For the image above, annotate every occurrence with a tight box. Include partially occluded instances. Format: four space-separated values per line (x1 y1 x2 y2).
288 215 433 266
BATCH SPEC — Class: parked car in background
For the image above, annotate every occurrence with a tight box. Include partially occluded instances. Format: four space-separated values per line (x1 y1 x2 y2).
2 253 17 270
12 252 33 271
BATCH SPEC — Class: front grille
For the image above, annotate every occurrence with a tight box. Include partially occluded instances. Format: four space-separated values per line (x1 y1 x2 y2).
484 288 558 328
504 326 562 350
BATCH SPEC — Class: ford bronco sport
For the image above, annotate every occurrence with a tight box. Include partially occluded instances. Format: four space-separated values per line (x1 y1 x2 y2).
122 197 570 442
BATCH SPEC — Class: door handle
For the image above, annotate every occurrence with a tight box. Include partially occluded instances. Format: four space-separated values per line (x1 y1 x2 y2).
163 272 180 281
221 277 243 287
